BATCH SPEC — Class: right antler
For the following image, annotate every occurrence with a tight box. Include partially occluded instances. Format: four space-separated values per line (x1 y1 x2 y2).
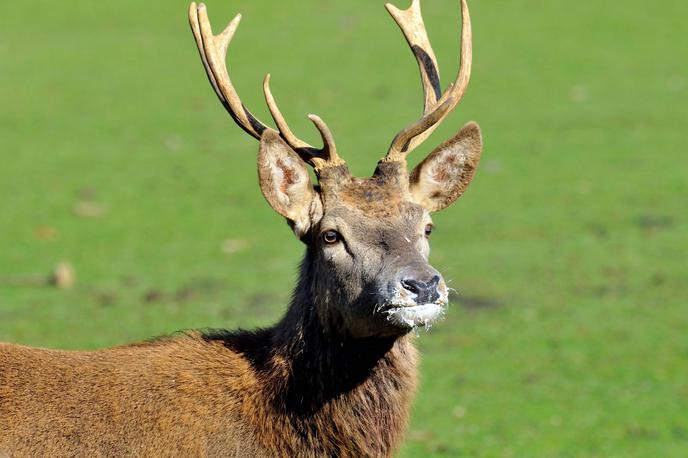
188 3 345 172
383 0 473 162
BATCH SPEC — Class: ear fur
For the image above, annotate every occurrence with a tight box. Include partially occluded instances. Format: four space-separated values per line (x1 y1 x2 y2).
409 122 483 212
258 129 322 238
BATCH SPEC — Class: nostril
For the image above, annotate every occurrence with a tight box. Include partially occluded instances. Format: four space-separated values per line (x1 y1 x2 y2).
400 279 423 295
399 276 441 303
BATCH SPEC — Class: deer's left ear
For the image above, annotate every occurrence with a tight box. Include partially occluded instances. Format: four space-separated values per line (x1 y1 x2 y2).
409 122 483 212
258 129 323 238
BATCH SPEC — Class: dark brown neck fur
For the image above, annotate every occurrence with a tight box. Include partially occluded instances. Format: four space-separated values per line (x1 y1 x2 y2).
202 248 418 457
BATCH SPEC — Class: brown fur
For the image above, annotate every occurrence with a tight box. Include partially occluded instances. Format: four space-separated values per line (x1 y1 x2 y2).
0 245 417 457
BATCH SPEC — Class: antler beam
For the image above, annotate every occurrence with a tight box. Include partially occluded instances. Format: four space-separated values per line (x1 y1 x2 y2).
384 0 473 161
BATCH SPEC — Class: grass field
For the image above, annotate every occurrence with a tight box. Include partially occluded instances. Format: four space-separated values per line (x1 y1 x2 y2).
1 0 686 456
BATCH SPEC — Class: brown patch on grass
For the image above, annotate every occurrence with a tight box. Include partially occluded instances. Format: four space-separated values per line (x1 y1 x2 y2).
33 225 59 241
450 290 502 309
175 286 198 303
96 291 118 307
633 214 675 237
244 292 280 317
142 289 164 304
586 222 609 239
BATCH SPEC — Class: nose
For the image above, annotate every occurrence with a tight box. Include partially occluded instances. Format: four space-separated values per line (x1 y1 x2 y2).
400 275 441 304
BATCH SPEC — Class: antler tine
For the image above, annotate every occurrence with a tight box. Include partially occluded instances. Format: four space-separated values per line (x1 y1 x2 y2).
389 96 454 151
262 74 311 151
189 3 268 139
384 0 473 162
307 115 345 171
263 75 345 171
189 2 345 173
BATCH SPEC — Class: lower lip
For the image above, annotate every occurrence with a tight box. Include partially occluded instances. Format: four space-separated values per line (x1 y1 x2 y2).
384 303 445 328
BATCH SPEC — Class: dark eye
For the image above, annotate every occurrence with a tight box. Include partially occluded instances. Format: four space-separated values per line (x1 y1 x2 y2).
424 224 434 237
322 230 341 244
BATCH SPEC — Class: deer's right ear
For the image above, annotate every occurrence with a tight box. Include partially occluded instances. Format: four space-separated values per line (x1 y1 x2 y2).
258 129 323 238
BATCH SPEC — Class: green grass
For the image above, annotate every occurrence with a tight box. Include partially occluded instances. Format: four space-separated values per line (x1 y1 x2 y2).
1 0 686 456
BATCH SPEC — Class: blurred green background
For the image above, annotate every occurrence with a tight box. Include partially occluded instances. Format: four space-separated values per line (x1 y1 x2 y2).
1 0 686 456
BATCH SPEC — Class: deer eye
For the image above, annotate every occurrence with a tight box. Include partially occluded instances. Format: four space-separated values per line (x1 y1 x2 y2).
424 224 434 238
322 230 341 244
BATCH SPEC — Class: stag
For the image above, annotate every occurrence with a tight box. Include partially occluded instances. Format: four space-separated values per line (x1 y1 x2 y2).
0 0 482 456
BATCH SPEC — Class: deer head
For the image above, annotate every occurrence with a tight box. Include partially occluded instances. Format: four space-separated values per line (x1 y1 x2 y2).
189 0 482 338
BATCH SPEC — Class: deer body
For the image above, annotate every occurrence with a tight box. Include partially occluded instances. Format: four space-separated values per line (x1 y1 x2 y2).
1 0 483 456
1 323 415 457
1 247 417 457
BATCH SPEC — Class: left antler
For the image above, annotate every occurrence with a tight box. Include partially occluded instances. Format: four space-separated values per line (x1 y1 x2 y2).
188 2 345 172
383 0 473 162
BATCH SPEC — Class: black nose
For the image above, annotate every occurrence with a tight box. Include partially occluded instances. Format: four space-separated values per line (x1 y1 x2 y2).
400 275 441 304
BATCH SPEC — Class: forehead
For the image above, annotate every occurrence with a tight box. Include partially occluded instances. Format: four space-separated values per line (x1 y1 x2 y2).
324 177 426 221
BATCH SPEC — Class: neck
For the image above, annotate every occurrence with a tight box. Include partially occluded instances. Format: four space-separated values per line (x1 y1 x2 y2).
214 247 418 456
273 304 413 417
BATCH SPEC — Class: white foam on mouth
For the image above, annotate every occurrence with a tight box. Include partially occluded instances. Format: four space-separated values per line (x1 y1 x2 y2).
384 303 445 329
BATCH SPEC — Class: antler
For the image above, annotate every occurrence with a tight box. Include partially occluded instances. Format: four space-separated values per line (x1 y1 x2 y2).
188 2 344 172
383 0 473 162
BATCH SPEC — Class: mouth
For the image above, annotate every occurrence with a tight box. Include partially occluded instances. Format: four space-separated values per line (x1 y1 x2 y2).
382 303 446 329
